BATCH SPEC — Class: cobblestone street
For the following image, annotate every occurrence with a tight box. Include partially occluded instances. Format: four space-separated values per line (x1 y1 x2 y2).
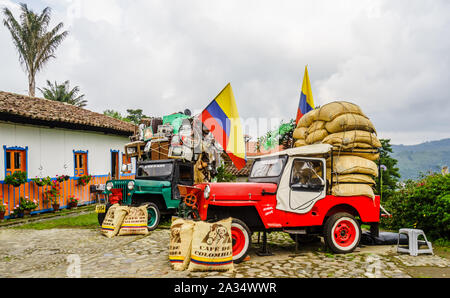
0 227 449 278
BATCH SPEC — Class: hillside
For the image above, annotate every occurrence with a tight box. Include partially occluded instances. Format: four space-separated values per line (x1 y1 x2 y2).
391 138 450 180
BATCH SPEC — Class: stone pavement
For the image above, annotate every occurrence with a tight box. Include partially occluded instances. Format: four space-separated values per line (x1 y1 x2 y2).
0 227 448 278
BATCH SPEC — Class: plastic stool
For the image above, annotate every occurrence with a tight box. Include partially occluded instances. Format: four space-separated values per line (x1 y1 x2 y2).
397 229 433 256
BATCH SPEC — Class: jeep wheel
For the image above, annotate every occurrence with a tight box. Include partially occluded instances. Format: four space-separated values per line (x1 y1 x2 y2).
231 218 251 264
146 202 161 231
323 212 361 253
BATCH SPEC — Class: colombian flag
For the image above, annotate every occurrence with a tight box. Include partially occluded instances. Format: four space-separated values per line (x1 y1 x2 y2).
295 66 315 125
200 83 246 170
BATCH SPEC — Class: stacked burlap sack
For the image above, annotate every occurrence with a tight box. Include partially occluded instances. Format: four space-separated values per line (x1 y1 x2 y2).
169 217 234 272
101 204 149 238
293 101 381 199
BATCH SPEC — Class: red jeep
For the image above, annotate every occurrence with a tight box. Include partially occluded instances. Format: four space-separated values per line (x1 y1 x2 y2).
181 144 381 263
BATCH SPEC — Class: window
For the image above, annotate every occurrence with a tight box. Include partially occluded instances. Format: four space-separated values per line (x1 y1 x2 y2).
250 157 286 178
74 151 88 177
290 159 324 191
4 147 27 176
122 153 131 174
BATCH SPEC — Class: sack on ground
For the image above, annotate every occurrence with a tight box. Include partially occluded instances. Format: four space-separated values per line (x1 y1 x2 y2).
332 183 375 200
188 218 234 272
316 101 367 122
101 204 130 238
169 217 195 271
332 155 379 177
118 205 149 236
325 113 376 134
322 130 381 148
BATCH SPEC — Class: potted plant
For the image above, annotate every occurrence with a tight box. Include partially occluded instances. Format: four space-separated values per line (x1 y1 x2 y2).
19 196 38 216
31 176 52 187
10 205 23 219
4 171 27 187
44 181 61 211
56 174 70 183
77 174 92 186
67 197 79 208
0 203 7 220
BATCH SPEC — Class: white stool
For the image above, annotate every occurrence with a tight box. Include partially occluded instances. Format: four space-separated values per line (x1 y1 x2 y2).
397 228 433 256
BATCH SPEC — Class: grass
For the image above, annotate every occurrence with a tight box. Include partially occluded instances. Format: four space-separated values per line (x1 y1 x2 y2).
12 212 99 230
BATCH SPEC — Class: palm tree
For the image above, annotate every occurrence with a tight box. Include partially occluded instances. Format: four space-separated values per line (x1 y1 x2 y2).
2 3 68 97
39 80 87 108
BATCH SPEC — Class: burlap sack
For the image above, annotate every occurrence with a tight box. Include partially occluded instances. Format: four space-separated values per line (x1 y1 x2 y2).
293 127 308 140
332 183 375 200
294 139 307 147
169 217 195 271
325 113 376 134
332 149 379 161
307 121 326 134
188 218 234 272
322 130 381 148
316 101 367 122
118 205 149 236
327 172 376 185
332 155 379 177
306 129 328 144
296 109 318 128
101 204 130 238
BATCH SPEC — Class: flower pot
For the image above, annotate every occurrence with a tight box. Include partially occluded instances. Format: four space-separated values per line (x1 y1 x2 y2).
52 204 60 212
68 202 78 208
0 211 5 220
23 209 31 217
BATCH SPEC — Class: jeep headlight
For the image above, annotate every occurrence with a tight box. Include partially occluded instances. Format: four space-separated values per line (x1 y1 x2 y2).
127 181 135 190
204 185 210 199
106 182 113 191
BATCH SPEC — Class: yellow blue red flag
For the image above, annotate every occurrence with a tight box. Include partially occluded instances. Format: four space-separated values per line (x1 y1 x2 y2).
296 66 315 124
199 83 246 170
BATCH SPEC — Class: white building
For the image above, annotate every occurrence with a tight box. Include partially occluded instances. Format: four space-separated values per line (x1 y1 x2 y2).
0 91 136 217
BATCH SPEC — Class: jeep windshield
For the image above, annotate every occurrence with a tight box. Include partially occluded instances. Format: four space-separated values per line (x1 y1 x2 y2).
248 155 288 184
137 162 173 180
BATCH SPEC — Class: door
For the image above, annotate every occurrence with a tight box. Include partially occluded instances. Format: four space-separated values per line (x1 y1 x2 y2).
276 157 326 214
111 151 119 180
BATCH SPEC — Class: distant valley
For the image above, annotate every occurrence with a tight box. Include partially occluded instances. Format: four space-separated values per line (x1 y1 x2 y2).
391 138 450 180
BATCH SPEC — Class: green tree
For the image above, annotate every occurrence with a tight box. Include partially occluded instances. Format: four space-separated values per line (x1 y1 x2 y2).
3 3 68 97
377 138 401 201
38 80 87 108
125 109 147 125
103 109 131 122
215 164 237 182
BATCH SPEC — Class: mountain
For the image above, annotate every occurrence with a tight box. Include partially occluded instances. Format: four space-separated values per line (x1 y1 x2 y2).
391 138 450 180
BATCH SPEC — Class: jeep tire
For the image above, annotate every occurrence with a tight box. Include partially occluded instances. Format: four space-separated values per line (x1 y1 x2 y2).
323 212 361 253
146 202 161 231
231 218 251 264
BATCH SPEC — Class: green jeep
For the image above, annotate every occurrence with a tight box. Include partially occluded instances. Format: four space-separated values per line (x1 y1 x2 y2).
97 159 194 230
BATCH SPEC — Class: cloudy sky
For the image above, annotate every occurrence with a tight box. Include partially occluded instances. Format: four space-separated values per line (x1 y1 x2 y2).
1 0 449 145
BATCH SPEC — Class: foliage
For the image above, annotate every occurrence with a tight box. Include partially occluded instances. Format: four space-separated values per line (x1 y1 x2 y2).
31 176 52 186
257 119 295 151
0 203 7 213
68 197 79 204
44 180 61 204
377 139 401 201
19 197 38 211
4 171 27 187
103 109 131 122
381 173 450 240
215 164 237 182
56 174 70 183
77 174 92 186
125 109 148 125
2 3 68 97
38 80 87 108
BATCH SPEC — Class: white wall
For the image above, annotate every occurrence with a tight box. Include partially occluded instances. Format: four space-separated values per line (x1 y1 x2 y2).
0 122 131 180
